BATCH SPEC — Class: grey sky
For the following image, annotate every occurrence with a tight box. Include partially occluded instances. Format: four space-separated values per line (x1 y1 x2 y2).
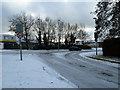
1 1 97 38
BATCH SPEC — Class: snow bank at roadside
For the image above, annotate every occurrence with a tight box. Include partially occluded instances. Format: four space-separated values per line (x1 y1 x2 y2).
2 50 75 88
79 51 118 68
92 48 102 51
81 48 102 52
0 49 69 53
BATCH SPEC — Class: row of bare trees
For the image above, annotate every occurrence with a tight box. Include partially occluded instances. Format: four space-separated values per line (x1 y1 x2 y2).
9 12 90 49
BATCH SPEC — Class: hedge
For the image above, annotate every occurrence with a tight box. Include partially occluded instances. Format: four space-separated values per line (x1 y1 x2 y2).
103 38 120 57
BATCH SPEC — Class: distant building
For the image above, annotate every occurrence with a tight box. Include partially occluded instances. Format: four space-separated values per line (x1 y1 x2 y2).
0 34 18 49
75 41 84 45
75 40 103 47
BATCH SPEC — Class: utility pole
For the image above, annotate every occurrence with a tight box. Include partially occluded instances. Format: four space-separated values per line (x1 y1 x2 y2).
94 32 98 55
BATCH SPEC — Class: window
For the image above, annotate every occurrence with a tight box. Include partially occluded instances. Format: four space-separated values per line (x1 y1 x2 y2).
11 37 14 40
4 36 9 40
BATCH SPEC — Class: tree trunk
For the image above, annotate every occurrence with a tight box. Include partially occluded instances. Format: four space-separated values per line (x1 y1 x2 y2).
25 29 29 49
38 31 41 46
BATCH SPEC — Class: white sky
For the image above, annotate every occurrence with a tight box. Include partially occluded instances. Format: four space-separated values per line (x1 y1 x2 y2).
1 0 97 38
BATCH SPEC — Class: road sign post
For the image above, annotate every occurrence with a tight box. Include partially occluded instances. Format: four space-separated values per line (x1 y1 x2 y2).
19 38 22 61
16 24 24 61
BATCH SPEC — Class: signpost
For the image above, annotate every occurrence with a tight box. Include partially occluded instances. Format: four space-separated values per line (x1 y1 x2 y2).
17 32 24 39
16 24 24 61
16 24 23 33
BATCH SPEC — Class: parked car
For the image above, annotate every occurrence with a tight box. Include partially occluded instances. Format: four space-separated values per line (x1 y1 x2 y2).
69 46 82 51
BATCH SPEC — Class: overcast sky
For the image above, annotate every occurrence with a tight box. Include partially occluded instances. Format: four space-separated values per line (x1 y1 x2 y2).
1 0 97 38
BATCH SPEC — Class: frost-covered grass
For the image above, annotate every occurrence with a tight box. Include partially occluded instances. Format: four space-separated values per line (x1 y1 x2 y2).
1 50 75 88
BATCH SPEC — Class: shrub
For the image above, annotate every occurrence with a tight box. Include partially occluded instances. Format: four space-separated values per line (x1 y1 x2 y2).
103 38 120 57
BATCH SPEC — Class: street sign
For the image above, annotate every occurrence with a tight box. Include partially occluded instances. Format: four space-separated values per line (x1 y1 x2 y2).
16 23 24 61
17 32 24 39
16 24 23 33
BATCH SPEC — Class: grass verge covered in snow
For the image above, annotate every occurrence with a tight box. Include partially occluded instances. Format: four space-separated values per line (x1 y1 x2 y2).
1 50 75 88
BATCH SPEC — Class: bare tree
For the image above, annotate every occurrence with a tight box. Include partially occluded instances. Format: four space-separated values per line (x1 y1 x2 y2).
9 12 34 49
34 17 45 47
49 21 57 42
76 24 89 41
45 17 51 43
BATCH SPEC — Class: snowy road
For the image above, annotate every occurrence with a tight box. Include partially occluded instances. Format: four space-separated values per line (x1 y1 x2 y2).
38 51 119 88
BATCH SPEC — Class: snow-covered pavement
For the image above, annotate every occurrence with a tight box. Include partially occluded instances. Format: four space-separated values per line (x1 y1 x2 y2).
0 51 2 89
1 50 75 88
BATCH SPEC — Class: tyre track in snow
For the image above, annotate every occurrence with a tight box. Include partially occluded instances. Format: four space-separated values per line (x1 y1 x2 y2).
38 51 119 88
63 52 119 86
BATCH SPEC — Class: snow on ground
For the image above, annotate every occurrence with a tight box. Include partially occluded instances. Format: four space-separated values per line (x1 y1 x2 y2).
0 49 68 53
40 50 119 88
91 48 103 51
1 50 75 88
81 48 102 52
1 48 119 88
53 48 103 60
80 51 118 68
0 51 2 90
